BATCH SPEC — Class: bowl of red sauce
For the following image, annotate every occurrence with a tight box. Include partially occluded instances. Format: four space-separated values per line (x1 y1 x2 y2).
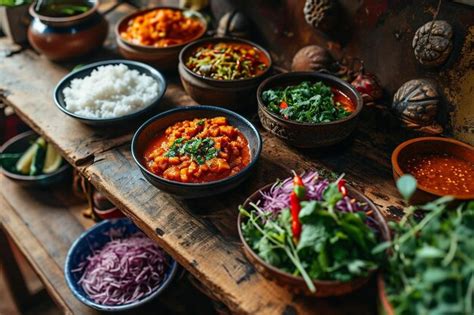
257 72 363 148
115 6 207 69
131 106 262 198
392 137 474 203
178 37 272 111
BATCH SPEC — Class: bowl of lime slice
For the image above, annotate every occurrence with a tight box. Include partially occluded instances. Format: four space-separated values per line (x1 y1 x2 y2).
0 131 70 187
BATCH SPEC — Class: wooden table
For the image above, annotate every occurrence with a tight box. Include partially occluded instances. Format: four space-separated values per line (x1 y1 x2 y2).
0 176 218 314
0 3 407 314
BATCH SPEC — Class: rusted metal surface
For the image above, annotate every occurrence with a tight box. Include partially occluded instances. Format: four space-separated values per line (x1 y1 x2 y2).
211 0 474 144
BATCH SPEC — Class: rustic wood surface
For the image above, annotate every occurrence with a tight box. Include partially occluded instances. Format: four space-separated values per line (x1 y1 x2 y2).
0 176 217 315
0 2 409 314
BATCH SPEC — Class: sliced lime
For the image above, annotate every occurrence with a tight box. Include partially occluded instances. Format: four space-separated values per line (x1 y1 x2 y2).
42 143 62 174
15 137 45 175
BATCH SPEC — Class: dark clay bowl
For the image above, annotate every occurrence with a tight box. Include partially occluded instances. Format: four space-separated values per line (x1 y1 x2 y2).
28 0 108 61
257 72 363 148
178 37 272 111
237 182 390 297
115 7 207 69
131 106 262 199
0 131 70 187
54 60 167 126
391 136 474 204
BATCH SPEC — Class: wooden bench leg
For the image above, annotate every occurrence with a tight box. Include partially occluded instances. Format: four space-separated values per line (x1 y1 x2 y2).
0 226 32 313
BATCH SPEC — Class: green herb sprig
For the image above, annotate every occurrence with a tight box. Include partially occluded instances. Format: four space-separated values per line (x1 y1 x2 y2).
375 175 474 315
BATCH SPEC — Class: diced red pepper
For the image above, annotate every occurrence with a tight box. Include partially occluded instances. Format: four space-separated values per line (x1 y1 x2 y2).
280 101 288 109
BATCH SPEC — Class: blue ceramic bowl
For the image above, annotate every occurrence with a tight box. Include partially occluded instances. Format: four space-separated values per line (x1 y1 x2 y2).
64 218 178 312
54 60 167 126
131 105 263 199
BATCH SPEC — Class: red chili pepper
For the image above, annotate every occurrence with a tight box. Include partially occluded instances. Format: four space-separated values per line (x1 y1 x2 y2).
290 174 306 241
280 101 288 109
290 191 302 240
338 179 348 197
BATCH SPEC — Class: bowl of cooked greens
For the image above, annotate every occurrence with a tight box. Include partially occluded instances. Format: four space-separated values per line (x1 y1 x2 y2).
257 72 363 148
0 131 70 187
179 37 272 111
237 171 390 297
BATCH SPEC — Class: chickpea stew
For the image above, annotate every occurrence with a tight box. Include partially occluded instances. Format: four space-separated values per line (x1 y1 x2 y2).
143 117 251 183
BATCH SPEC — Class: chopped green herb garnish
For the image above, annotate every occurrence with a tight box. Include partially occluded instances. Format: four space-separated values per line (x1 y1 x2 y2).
165 137 219 164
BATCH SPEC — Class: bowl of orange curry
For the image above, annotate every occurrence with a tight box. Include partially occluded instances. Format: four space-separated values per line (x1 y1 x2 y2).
115 6 207 69
392 137 474 203
131 106 262 198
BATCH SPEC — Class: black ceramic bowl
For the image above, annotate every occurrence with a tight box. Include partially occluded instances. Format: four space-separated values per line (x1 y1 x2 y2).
54 60 167 126
0 131 70 187
257 72 363 148
131 106 262 198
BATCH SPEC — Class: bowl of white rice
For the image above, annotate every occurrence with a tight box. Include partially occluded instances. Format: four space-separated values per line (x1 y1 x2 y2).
54 60 167 125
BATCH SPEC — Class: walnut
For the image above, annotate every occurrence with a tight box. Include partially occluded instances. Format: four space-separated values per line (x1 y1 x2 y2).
291 45 333 72
303 0 337 31
217 11 252 38
412 20 453 67
392 79 443 134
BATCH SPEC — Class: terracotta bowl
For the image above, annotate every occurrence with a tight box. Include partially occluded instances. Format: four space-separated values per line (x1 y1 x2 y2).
377 274 395 315
257 72 363 148
115 7 207 69
131 106 262 199
391 137 474 204
27 0 108 61
178 37 272 111
237 182 390 297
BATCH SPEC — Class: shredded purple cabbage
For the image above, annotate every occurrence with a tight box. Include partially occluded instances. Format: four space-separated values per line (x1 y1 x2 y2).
258 171 378 229
73 232 168 306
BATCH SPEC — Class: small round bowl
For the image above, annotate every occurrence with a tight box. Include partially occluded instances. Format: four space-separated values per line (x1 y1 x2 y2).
131 105 262 199
237 181 390 297
115 7 207 69
257 72 363 148
391 136 474 204
65 218 178 312
0 131 70 187
178 37 272 111
53 60 167 126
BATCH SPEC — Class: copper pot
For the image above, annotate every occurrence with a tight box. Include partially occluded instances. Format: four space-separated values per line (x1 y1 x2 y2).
27 0 108 61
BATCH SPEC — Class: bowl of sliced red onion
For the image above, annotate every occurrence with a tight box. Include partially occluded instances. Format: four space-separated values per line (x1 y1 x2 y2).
64 218 177 311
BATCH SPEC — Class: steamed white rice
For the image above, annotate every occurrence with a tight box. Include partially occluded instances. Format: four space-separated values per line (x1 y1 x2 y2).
63 64 159 119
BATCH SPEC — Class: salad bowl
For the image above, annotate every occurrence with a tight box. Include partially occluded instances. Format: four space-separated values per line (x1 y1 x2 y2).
237 176 390 297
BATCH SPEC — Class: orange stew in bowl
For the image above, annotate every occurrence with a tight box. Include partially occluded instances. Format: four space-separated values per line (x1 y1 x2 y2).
120 9 204 47
144 117 251 183
405 153 474 196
